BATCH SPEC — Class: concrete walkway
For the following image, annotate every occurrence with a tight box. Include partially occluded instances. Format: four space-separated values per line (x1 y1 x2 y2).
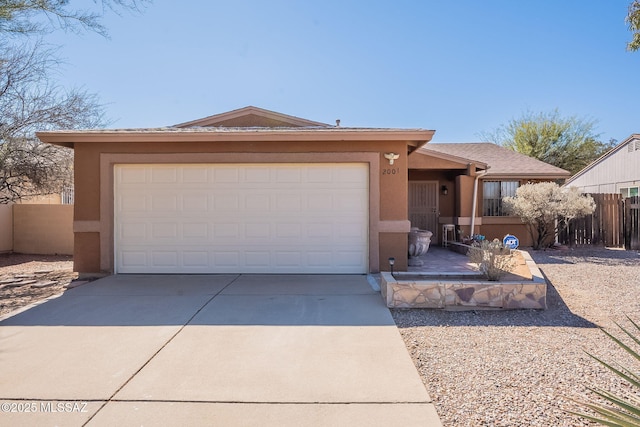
0 275 442 426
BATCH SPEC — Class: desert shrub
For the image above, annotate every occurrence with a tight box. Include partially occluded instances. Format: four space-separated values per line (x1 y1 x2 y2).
467 239 515 281
503 182 595 249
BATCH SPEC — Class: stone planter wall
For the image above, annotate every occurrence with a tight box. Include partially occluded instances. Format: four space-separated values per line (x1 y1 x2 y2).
381 250 546 310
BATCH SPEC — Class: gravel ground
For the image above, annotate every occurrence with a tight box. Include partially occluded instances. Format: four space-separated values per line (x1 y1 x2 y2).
0 253 77 317
392 247 640 426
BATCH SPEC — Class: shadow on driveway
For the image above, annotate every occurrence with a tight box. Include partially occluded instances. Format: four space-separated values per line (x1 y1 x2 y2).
0 274 394 327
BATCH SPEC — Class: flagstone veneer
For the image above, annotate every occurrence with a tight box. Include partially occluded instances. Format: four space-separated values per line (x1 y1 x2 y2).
381 250 546 310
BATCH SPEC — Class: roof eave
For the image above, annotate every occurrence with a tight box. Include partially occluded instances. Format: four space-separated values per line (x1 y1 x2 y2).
485 172 571 179
36 129 436 148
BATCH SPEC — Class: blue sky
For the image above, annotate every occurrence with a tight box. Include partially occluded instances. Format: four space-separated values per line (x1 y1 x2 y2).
46 0 638 143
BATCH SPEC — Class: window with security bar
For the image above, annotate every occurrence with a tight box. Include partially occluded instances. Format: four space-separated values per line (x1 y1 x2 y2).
483 181 519 216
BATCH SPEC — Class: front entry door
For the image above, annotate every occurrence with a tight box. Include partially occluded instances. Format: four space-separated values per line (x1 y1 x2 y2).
408 181 439 242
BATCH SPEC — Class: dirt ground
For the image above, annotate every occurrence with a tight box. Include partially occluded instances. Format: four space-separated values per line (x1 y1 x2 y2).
0 253 79 317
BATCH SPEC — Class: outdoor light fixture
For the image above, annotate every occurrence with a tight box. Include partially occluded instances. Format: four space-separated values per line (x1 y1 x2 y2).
441 185 448 195
388 257 395 275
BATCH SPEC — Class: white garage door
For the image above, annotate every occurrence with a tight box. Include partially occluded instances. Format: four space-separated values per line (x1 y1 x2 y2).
114 163 369 274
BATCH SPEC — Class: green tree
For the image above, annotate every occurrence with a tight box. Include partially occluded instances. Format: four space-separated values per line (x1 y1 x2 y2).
483 110 614 175
628 0 640 51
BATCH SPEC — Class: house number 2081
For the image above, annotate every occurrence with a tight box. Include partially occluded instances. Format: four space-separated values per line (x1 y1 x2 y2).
382 168 400 175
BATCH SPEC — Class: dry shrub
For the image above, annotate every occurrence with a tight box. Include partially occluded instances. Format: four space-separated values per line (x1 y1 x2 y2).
468 239 515 281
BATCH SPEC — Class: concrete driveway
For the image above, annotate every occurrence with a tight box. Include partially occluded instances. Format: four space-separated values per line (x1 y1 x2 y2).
0 275 441 426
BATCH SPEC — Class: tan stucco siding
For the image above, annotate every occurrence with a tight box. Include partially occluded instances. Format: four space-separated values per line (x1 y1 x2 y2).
479 220 532 247
74 144 101 221
71 139 412 274
456 175 475 218
379 233 408 271
74 232 100 273
12 204 73 255
378 142 408 221
0 204 12 252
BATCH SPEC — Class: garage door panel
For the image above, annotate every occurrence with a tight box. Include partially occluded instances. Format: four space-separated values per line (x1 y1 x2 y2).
151 195 177 212
275 194 302 211
120 251 147 268
245 194 270 210
151 167 177 183
244 251 270 267
182 167 208 183
183 251 209 267
214 167 239 183
182 194 208 212
182 223 208 239
307 251 332 267
215 251 241 267
275 251 301 267
337 251 366 267
115 163 368 274
152 251 178 267
119 167 147 183
244 167 270 182
118 222 367 247
306 223 332 239
120 195 147 212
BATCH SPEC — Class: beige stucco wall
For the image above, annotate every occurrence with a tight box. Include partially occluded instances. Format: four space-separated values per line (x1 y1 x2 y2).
0 204 12 252
12 204 73 255
480 218 532 247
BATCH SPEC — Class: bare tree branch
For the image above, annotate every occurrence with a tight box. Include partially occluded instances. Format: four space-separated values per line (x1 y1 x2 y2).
0 1 149 203
0 0 150 38
0 42 106 203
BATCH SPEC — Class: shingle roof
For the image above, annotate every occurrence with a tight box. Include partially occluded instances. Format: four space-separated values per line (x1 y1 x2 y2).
420 142 570 178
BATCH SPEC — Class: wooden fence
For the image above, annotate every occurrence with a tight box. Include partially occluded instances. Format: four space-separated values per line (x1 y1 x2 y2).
559 194 640 250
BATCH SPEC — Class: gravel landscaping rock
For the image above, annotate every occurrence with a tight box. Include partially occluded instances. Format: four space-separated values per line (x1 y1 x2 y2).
392 247 640 427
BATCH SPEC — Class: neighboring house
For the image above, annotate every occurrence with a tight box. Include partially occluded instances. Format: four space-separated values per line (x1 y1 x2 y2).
564 133 640 197
37 106 568 275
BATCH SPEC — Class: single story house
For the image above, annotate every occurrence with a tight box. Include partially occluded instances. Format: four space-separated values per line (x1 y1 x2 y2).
37 106 569 275
564 133 640 197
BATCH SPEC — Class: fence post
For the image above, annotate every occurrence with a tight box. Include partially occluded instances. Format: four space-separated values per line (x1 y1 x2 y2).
626 196 640 250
